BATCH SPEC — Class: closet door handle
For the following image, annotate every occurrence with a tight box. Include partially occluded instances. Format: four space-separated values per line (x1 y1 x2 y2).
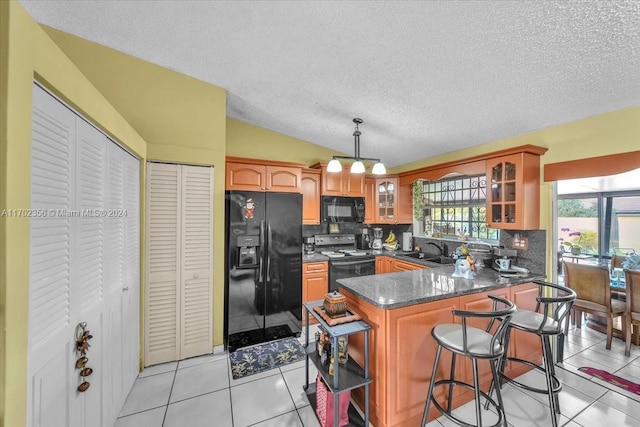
193 274 199 279
122 287 129 292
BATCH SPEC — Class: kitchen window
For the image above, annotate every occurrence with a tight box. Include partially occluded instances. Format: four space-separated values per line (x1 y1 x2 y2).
419 174 498 241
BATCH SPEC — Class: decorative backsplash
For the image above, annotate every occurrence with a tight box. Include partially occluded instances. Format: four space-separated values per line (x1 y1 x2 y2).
413 229 547 274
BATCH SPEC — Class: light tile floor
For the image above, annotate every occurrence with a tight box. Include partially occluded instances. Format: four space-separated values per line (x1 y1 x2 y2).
115 323 640 427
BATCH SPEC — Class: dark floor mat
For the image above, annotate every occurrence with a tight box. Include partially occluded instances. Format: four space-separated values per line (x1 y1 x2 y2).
228 324 296 352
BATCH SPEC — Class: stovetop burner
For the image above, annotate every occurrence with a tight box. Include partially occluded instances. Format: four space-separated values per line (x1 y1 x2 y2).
314 234 375 260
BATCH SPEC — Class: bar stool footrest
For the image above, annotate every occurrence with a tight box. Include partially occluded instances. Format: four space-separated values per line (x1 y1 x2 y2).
499 356 561 395
429 379 505 427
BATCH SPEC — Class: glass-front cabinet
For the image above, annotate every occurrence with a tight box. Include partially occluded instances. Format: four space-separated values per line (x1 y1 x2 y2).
486 153 541 230
376 178 397 223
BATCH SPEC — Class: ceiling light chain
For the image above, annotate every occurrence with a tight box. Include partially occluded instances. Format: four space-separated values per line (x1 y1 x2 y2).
327 118 386 175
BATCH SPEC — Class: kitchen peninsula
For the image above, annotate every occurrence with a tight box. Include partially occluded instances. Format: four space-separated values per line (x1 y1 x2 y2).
337 261 545 427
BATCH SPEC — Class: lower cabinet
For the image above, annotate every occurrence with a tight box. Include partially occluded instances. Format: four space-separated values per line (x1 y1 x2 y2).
302 261 328 324
376 256 425 273
391 259 424 272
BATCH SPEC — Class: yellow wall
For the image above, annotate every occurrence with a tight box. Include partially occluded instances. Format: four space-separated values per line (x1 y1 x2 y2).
394 105 640 278
0 2 148 426
4 1 640 425
226 117 342 165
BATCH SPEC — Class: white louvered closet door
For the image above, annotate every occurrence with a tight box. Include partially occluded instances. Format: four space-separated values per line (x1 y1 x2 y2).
29 84 140 427
145 163 213 366
29 84 76 427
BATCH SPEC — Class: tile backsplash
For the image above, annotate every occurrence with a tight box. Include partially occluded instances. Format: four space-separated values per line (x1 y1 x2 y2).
413 229 547 275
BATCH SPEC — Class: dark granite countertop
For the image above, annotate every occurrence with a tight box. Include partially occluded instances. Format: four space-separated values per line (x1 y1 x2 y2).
337 256 546 309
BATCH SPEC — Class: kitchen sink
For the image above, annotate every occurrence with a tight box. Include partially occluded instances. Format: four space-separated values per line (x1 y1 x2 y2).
403 253 455 264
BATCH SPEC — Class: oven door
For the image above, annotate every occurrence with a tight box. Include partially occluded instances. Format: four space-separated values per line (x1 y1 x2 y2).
328 258 376 292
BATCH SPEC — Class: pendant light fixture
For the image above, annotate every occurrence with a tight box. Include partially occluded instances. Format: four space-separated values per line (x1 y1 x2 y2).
327 118 387 175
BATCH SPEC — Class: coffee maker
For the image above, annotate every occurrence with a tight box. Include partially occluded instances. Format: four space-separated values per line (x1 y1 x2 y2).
356 227 371 250
303 236 315 254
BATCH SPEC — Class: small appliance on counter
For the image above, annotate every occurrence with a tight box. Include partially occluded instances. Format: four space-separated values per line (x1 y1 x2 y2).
356 227 371 250
371 227 383 251
303 236 315 254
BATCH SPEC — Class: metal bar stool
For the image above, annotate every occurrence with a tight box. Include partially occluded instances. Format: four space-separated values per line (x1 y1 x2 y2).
422 294 516 427
487 280 576 427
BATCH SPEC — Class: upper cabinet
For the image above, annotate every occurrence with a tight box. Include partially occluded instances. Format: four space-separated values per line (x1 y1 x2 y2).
364 177 376 224
301 169 321 225
486 152 542 229
226 158 302 193
312 163 365 197
373 177 412 224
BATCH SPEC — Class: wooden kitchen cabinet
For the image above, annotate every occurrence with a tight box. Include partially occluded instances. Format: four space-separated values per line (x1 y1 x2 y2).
392 259 424 272
226 158 302 192
486 152 541 229
301 169 321 224
364 177 376 224
302 261 328 325
373 177 412 224
507 282 542 377
375 256 393 274
311 163 365 196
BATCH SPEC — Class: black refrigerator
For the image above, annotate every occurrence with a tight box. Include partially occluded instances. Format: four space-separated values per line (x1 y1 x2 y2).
224 191 303 352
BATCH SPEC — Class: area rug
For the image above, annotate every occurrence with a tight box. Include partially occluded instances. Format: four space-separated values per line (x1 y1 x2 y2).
227 325 295 353
578 367 640 395
230 337 306 380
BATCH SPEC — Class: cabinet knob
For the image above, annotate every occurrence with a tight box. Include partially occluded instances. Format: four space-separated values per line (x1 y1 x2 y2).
122 287 129 292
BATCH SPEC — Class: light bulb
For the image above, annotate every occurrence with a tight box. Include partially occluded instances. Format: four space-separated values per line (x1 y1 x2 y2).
350 161 365 174
327 159 342 173
371 162 386 175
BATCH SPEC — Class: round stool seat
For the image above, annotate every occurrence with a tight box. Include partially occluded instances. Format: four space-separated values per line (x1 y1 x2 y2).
433 324 504 358
510 310 560 335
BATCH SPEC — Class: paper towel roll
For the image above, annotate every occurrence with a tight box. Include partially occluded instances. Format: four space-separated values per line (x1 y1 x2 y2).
402 232 413 251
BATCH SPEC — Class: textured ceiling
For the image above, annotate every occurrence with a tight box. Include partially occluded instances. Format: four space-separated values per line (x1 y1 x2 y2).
18 0 640 167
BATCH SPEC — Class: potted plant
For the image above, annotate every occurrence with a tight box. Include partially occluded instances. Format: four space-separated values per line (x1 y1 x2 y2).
559 228 584 255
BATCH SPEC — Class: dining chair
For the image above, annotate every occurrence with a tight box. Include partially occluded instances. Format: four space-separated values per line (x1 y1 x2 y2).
624 269 640 356
562 261 626 350
610 254 625 274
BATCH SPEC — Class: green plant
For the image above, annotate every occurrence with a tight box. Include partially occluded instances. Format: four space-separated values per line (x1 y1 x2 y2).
412 180 424 222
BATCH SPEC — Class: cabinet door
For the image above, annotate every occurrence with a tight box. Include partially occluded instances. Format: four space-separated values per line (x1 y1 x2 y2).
486 153 540 229
508 282 542 377
302 262 328 325
375 256 393 274
396 182 413 224
322 170 345 196
301 170 321 224
364 177 376 224
392 259 424 272
226 162 265 191
266 165 301 192
345 172 365 197
375 178 398 223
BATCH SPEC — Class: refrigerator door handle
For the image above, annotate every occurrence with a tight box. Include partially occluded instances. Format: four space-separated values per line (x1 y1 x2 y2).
258 220 265 282
266 221 272 281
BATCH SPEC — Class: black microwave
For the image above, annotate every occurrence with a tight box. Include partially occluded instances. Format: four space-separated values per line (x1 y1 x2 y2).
321 196 365 223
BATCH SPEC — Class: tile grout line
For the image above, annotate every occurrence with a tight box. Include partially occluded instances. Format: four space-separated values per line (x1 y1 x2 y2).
160 364 179 427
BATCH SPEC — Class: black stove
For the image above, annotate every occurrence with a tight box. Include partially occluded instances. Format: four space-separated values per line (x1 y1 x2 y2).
314 233 376 291
313 234 375 259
